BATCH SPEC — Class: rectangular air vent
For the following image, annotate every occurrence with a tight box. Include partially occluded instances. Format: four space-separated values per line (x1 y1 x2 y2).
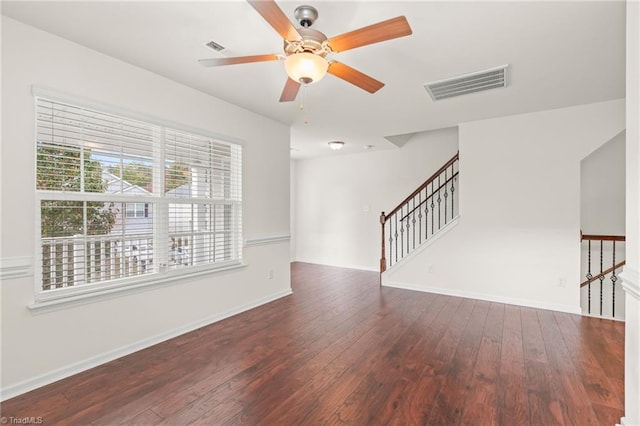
205 40 226 52
425 64 509 101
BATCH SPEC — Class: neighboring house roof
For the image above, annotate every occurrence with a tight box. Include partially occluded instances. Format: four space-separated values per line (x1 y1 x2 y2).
102 170 151 195
165 183 191 197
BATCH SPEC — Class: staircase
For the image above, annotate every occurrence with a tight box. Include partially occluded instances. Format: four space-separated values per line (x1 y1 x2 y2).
380 152 459 272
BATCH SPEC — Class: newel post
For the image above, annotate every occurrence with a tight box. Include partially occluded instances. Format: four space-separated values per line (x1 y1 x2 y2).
380 211 386 273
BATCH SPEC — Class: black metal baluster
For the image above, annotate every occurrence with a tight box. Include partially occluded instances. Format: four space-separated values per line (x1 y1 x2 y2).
394 213 398 264
437 175 442 230
431 182 435 236
418 192 422 245
611 241 617 317
408 202 412 253
443 168 448 224
388 220 393 269
400 207 405 259
411 198 416 251
599 240 604 316
587 240 592 314
425 193 430 241
451 164 456 220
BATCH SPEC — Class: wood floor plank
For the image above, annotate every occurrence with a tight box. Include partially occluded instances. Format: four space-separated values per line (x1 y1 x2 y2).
257 288 429 425
357 295 452 425
496 305 528 426
554 312 624 411
521 307 566 426
249 305 409 423
397 296 477 425
326 293 450 425
537 309 599 425
0 263 625 425
460 301 504 425
386 295 465 425
427 300 490 425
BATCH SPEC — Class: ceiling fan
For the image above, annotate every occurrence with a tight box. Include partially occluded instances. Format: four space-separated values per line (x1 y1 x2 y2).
198 0 413 102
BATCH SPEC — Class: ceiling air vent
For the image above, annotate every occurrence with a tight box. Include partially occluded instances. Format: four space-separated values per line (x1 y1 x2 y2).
205 40 226 52
425 64 509 101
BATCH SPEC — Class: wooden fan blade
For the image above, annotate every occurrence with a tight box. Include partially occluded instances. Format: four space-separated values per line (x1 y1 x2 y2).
328 62 385 94
279 78 301 102
247 0 302 42
198 54 280 67
328 16 412 53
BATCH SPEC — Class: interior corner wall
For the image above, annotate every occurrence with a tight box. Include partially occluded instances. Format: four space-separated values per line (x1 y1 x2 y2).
623 0 640 423
293 127 459 271
290 159 298 262
580 130 625 235
384 99 625 314
0 17 291 397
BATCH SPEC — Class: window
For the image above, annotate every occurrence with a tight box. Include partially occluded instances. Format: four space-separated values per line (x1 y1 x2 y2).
125 203 148 218
35 95 242 301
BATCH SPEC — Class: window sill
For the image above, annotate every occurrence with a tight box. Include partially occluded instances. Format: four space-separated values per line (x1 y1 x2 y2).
28 262 247 315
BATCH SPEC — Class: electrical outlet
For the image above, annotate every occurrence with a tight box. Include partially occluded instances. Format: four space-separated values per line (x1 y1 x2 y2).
558 277 566 288
269 269 274 280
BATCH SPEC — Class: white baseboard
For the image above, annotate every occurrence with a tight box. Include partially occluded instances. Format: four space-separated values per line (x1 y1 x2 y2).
0 288 292 401
383 280 581 315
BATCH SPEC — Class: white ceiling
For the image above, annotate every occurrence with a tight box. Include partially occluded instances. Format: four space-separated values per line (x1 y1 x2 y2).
1 0 626 159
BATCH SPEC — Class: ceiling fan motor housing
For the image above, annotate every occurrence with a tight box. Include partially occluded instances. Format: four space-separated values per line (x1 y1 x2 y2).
284 27 329 57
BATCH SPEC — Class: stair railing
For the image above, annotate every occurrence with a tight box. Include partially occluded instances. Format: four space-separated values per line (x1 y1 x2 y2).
380 152 459 272
580 232 626 318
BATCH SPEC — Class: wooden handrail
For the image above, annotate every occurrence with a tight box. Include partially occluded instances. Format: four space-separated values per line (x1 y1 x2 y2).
581 233 625 242
385 152 459 220
399 172 459 222
580 261 626 287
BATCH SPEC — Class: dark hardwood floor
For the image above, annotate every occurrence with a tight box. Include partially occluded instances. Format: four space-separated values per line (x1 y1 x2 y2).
1 262 624 425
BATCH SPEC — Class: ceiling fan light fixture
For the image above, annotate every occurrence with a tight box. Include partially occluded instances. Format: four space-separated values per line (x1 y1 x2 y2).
284 52 328 84
328 141 345 150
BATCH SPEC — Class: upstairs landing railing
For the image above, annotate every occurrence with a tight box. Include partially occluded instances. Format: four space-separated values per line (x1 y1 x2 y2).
580 232 626 319
380 152 459 272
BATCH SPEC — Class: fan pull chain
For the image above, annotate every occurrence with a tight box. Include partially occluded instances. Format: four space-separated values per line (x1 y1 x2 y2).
301 84 309 124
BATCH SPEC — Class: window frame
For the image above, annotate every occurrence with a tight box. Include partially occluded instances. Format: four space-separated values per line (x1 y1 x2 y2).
32 87 244 307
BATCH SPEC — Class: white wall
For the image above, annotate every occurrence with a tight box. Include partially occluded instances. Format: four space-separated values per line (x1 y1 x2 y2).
293 127 459 271
384 99 625 314
290 159 298 262
622 0 640 423
0 17 291 398
581 130 625 235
